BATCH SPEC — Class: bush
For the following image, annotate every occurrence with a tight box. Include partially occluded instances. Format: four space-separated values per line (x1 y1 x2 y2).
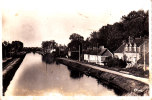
107 57 127 68
125 67 149 78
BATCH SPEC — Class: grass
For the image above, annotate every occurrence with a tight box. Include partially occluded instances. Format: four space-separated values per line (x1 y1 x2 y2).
81 60 149 78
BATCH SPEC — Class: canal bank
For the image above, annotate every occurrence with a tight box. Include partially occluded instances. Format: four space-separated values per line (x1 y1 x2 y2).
57 58 149 96
3 54 26 95
5 53 118 96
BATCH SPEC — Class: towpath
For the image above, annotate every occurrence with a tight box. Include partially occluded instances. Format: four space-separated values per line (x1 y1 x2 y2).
60 58 149 84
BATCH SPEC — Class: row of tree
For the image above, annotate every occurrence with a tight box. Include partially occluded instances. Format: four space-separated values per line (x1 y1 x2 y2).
41 40 68 57
41 40 57 50
2 41 24 59
68 10 148 53
23 47 42 53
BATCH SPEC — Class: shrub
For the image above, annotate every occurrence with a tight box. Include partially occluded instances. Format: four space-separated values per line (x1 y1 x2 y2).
107 57 127 68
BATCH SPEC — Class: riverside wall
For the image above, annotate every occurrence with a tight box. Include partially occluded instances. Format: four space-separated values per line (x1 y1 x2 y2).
3 54 26 95
57 58 149 96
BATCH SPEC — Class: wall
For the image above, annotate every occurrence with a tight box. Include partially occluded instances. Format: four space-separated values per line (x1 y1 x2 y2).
57 58 149 96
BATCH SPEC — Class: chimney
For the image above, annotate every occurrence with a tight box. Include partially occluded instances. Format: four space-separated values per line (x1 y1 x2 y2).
129 43 132 51
125 44 128 51
129 36 130 44
134 43 136 52
128 36 133 44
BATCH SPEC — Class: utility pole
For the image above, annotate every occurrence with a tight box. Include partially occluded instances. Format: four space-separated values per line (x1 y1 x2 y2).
135 43 137 64
97 43 98 64
143 41 146 71
59 46 60 57
79 45 80 61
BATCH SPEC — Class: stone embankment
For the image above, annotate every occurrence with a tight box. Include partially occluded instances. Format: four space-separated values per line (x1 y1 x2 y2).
3 54 26 95
57 58 149 96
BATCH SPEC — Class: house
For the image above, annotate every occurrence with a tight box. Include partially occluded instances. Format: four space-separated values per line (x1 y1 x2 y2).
114 37 149 67
84 46 113 65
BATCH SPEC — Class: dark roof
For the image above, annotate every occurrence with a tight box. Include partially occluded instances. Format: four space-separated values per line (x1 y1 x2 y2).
114 44 125 53
114 38 148 53
98 48 107 55
133 38 144 46
84 48 113 57
137 52 149 64
102 49 113 56
129 38 149 47
87 48 107 55
89 50 99 55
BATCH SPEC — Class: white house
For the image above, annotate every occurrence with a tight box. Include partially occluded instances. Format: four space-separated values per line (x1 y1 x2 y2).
114 37 149 68
84 46 113 65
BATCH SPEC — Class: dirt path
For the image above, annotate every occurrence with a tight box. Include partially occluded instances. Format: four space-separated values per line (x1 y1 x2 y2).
60 58 149 84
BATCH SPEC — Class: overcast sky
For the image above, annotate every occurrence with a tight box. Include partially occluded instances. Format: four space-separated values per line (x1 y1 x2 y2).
2 0 149 47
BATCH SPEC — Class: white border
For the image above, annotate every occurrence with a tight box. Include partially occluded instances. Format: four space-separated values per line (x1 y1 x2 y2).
149 0 152 97
1 0 152 100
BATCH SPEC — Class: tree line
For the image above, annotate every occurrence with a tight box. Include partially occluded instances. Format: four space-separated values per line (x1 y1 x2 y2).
2 41 24 59
68 10 148 53
41 40 68 57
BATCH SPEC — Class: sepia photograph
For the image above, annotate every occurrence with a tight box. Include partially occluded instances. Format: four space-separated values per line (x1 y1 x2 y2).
1 0 151 99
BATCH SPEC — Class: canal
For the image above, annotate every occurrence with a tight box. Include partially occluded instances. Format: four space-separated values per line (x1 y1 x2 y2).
5 53 116 96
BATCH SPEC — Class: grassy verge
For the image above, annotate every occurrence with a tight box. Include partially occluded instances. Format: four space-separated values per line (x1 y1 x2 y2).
81 60 149 78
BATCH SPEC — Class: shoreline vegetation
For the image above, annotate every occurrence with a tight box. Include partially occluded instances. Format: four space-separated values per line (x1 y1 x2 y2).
81 61 149 78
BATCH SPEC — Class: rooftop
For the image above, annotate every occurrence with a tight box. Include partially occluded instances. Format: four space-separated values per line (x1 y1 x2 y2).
114 38 148 53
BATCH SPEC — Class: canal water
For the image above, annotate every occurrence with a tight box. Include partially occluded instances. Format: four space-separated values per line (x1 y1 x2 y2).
5 53 116 96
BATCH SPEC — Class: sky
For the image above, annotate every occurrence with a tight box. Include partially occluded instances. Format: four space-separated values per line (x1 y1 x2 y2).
2 0 149 47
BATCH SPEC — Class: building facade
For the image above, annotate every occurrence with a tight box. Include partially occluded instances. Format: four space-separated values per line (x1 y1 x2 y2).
84 46 113 65
114 37 149 68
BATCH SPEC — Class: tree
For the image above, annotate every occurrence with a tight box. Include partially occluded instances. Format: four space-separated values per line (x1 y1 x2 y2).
121 10 148 37
42 40 57 49
2 41 23 58
68 33 84 51
69 33 84 42
2 41 11 58
11 41 23 52
84 10 148 52
90 31 100 47
68 40 81 50
83 37 91 50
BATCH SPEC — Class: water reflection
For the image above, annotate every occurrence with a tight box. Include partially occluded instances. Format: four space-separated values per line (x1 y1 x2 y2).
57 61 127 96
42 53 55 64
67 66 84 79
5 53 116 96
97 79 127 96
